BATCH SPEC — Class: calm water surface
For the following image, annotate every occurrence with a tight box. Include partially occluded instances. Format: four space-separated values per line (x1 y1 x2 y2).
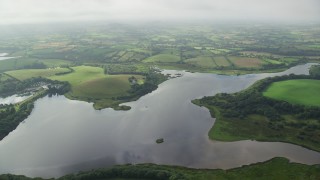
0 64 319 178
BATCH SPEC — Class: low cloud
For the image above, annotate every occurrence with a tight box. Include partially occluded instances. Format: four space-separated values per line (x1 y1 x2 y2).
0 0 319 24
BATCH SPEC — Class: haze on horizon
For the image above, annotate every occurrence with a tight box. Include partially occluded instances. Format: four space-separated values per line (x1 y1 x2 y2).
0 0 319 25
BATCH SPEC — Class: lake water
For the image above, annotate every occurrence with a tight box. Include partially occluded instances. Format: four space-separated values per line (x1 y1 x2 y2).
0 64 319 178
0 94 32 105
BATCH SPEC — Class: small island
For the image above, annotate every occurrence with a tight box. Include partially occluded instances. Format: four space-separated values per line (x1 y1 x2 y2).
156 138 164 144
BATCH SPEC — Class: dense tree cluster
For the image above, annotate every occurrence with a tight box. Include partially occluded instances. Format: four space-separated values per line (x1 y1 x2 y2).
61 165 186 180
310 65 320 78
0 102 34 140
117 72 167 101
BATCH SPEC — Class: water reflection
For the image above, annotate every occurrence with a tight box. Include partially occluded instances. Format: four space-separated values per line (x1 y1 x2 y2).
0 63 319 178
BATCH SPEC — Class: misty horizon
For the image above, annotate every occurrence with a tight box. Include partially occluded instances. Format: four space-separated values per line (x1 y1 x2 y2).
0 0 319 25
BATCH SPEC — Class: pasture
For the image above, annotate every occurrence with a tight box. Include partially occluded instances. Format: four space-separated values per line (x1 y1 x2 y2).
213 56 231 66
0 58 71 72
5 68 71 80
184 56 216 68
228 56 264 68
143 54 180 63
50 66 145 109
263 79 320 107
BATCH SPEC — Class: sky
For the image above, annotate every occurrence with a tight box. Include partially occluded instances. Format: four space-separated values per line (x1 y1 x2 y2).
0 0 319 24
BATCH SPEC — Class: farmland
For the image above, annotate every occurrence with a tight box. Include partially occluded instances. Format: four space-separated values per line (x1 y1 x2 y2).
143 54 181 63
184 56 216 68
5 67 71 80
1 24 319 76
263 79 320 107
0 23 319 132
49 66 147 109
0 23 320 178
228 56 264 68
213 56 231 66
0 58 72 73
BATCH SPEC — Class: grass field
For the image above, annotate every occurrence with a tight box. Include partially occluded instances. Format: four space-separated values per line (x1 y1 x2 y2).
40 59 72 67
50 66 145 109
184 56 216 68
50 66 106 86
74 75 143 98
5 68 71 80
0 58 72 72
0 58 36 72
228 56 264 68
263 79 320 107
143 54 180 63
281 57 299 64
264 59 284 65
213 56 231 66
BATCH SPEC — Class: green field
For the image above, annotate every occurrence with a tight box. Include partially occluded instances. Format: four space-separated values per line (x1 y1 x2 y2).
264 59 284 65
184 56 216 68
228 56 264 68
213 56 231 66
50 66 145 109
0 58 37 72
143 54 180 63
5 68 71 80
0 58 71 72
74 75 143 98
50 66 106 86
263 79 320 107
281 57 299 64
39 59 72 67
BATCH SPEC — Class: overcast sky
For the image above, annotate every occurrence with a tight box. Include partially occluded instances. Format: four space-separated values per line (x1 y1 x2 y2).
0 0 319 24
